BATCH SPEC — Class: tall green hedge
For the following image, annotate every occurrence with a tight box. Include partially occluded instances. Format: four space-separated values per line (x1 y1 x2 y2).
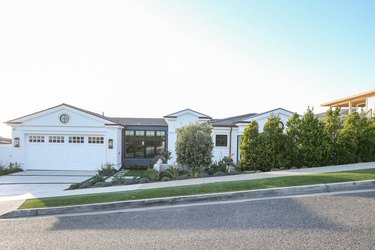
240 108 375 171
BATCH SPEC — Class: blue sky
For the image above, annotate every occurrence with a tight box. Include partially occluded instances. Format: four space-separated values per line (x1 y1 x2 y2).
0 0 374 137
160 0 375 89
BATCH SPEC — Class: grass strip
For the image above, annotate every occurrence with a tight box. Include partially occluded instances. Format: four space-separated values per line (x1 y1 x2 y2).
19 168 375 209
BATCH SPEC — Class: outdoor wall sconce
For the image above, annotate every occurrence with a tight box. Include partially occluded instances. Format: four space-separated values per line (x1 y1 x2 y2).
14 137 20 147
108 139 113 149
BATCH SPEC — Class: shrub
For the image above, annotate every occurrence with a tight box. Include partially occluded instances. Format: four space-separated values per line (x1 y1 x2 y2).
93 182 111 188
90 174 105 184
161 176 172 182
239 121 260 171
0 162 23 176
213 171 226 177
153 150 172 164
177 174 189 180
139 177 150 184
68 183 81 190
79 182 91 189
124 179 135 185
175 122 213 177
97 163 117 177
296 108 328 167
145 168 159 181
112 174 126 185
324 108 344 165
257 116 288 171
163 165 180 180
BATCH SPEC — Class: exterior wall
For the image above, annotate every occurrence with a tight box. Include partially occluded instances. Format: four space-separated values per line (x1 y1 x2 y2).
7 106 123 170
122 125 168 167
235 109 293 164
165 113 208 163
212 127 231 162
0 144 14 165
367 97 375 114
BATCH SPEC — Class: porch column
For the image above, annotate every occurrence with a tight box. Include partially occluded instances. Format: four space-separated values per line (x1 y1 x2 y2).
348 101 352 114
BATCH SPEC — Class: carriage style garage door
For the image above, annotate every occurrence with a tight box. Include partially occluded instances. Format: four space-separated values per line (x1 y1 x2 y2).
25 134 106 170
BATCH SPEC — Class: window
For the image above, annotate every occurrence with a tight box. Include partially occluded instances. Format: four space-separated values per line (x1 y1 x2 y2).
29 135 45 143
69 136 84 143
125 130 166 158
215 135 228 147
49 136 64 143
88 136 104 144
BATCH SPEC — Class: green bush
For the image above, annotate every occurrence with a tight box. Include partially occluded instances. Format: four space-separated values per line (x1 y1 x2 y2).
112 174 126 185
239 121 260 171
161 176 172 182
0 162 23 176
68 183 81 190
163 165 180 180
175 122 213 177
97 163 117 177
145 168 159 181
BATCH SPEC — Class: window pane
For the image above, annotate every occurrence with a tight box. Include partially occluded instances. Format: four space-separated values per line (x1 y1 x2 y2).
146 131 155 137
135 141 144 158
135 131 144 136
215 135 228 147
145 141 155 157
125 140 135 158
125 130 134 136
155 141 165 154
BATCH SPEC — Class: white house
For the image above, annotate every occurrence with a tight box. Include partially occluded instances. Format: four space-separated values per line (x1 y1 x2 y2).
1 104 295 171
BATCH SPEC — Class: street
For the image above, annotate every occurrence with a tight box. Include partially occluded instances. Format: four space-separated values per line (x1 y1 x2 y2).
1 190 375 249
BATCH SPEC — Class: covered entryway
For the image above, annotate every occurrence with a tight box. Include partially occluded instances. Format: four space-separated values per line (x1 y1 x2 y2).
25 134 107 171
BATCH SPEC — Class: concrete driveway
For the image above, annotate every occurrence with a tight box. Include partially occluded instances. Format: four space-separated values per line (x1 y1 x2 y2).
0 170 96 215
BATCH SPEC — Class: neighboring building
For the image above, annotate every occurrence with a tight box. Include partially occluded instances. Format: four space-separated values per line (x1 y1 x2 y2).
0 136 11 145
321 89 375 118
1 104 294 171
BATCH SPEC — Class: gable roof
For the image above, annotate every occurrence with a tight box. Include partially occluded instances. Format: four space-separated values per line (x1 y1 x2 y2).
163 108 211 119
6 103 120 125
211 113 257 127
212 108 296 127
108 117 167 126
236 108 295 123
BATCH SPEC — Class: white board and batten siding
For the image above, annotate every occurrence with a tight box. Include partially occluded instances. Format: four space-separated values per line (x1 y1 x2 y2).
8 104 122 171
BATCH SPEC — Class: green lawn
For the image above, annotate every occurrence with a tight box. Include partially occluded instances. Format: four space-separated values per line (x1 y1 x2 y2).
19 168 375 209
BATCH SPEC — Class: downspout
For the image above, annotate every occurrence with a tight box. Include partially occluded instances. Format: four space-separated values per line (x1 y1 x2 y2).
229 126 233 157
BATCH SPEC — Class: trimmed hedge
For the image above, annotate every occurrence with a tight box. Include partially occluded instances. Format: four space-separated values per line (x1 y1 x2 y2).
240 108 375 171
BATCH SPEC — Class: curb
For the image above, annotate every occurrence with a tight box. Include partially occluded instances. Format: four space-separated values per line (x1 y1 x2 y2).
2 180 375 219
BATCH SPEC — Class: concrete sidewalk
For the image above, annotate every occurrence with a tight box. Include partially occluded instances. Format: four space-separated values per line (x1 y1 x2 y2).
2 162 374 203
0 162 374 216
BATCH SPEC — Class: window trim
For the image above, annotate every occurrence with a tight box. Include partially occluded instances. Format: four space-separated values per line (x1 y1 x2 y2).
215 134 228 147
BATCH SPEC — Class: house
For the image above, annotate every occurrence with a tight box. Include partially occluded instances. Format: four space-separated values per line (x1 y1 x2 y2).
0 136 11 145
321 89 375 118
1 104 294 171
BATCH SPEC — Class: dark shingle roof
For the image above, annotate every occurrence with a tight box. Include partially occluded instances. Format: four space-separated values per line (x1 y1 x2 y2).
0 136 11 144
109 117 167 126
210 113 257 127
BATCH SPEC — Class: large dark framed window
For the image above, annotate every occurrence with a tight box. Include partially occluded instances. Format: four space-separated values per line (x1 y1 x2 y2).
215 134 228 147
125 130 166 158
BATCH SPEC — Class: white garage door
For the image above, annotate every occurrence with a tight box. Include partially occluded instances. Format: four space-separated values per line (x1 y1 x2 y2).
25 135 107 170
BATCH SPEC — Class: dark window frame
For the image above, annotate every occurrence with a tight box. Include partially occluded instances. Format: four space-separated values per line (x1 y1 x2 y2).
215 134 228 147
125 130 166 158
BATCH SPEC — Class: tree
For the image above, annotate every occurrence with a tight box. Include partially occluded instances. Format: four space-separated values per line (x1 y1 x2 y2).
339 112 375 163
285 112 301 168
239 121 260 171
324 108 344 165
259 115 288 170
175 122 213 177
298 108 328 167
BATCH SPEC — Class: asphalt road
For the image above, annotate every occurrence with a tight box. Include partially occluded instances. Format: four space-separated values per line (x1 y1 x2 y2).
1 190 375 250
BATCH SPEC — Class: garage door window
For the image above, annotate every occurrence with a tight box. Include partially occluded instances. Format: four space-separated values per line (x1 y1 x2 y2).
69 136 84 143
29 136 45 143
88 136 104 144
49 136 64 143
